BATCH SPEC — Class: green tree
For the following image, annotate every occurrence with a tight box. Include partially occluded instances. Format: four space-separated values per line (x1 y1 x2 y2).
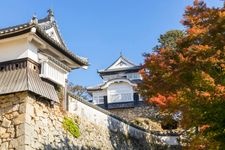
139 1 225 149
154 30 185 51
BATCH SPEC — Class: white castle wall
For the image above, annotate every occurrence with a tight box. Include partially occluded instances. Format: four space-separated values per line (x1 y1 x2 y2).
68 94 180 146
0 38 38 63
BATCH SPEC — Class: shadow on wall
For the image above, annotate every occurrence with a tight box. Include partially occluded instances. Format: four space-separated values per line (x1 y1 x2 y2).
107 116 182 150
107 116 152 150
43 136 101 150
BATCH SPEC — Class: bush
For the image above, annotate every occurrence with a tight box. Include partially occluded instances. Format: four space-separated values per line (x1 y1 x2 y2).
161 115 178 130
63 117 80 138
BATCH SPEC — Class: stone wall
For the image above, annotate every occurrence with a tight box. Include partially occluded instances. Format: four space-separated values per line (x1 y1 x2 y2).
22 93 115 150
0 92 27 150
109 104 165 131
109 103 160 122
0 92 117 150
0 91 181 150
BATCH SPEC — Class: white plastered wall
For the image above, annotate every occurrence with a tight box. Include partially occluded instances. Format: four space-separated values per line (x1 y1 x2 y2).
92 90 107 104
107 82 134 103
0 38 38 62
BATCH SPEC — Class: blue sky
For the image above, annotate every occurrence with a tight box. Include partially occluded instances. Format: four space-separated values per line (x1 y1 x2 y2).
0 1 223 87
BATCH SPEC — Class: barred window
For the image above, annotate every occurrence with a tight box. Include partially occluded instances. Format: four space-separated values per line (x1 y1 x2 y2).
93 96 104 104
109 93 132 103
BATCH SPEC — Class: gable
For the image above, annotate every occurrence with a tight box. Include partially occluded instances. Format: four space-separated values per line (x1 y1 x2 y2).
45 27 62 44
38 21 66 47
107 56 136 70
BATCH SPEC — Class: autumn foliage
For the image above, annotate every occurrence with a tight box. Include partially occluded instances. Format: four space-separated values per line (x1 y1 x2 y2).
138 0 225 148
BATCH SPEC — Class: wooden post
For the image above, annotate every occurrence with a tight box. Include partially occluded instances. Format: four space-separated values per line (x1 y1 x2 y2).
133 93 139 106
103 96 108 109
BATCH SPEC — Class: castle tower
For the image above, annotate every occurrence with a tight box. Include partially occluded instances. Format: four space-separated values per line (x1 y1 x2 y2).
87 54 142 109
0 10 88 149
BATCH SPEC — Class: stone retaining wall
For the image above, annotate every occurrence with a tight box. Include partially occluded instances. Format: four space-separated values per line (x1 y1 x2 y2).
22 93 115 149
0 92 27 150
109 104 160 122
1 92 116 150
0 91 181 150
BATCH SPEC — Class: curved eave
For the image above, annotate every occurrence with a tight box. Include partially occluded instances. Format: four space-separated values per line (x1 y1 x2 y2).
0 23 88 68
38 18 67 48
0 23 32 40
87 84 103 91
100 78 137 89
97 66 142 78
87 78 137 91
87 88 102 92
35 26 88 67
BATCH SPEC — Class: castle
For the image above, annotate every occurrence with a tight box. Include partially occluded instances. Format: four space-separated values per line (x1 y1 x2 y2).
0 10 180 150
0 10 90 149
87 54 143 109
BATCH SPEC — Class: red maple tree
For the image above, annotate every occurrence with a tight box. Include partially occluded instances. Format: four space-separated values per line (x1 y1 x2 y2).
138 1 225 148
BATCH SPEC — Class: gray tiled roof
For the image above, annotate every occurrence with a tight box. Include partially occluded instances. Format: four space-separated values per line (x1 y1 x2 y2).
0 15 88 67
87 77 139 91
0 23 31 35
28 68 59 102
98 66 142 74
35 25 88 66
38 15 67 48
0 67 59 102
103 55 136 71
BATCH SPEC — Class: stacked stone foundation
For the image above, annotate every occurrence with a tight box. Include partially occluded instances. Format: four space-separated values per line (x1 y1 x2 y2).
0 92 181 150
0 92 27 150
0 92 74 149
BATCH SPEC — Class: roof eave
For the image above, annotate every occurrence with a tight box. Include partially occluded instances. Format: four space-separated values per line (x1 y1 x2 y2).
0 24 88 67
98 66 142 75
35 26 88 67
0 25 33 40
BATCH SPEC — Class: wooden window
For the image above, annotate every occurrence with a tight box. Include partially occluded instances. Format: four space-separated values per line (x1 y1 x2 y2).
40 61 67 86
93 95 104 104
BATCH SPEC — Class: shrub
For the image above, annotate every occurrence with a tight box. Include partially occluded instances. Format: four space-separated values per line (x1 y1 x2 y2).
63 117 80 138
161 115 178 130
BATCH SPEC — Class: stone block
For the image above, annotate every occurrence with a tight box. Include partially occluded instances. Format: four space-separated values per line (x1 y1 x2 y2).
14 114 25 125
19 103 26 114
25 114 31 124
8 104 19 113
0 132 10 139
7 127 15 137
2 118 11 128
1 102 12 108
24 135 31 145
17 135 25 146
16 124 24 137
34 107 44 117
24 123 34 137
26 103 34 116
4 113 13 120
12 111 19 118
0 127 6 135
15 92 27 100
16 145 26 150
0 142 8 150
9 138 19 148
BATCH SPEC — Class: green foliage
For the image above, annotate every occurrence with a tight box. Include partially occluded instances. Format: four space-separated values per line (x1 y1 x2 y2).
160 115 178 130
63 117 80 138
154 30 185 51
